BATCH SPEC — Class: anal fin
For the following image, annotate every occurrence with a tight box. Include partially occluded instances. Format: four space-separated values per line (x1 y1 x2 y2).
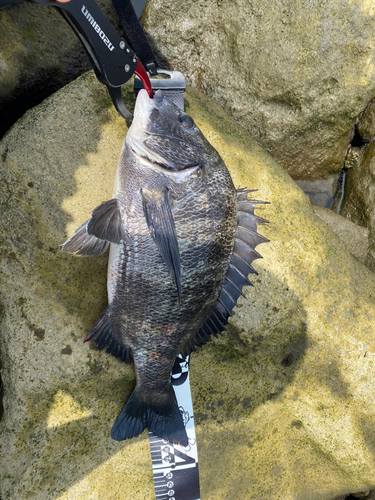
142 187 181 302
85 308 133 364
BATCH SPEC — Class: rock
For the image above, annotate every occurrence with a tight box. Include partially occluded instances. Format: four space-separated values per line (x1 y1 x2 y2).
2 72 375 500
0 0 121 138
295 176 339 209
357 99 375 142
312 205 369 264
340 140 375 272
345 147 365 170
142 0 375 180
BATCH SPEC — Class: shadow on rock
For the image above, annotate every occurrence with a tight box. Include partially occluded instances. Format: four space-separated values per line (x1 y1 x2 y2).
192 293 308 424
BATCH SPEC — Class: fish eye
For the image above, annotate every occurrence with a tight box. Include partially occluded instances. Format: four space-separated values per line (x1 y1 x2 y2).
178 114 195 129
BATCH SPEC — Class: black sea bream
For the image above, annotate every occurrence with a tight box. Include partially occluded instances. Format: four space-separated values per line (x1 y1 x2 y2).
63 89 268 445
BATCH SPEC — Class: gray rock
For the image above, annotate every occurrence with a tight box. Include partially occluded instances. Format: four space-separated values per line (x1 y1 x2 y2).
313 205 369 264
2 72 375 499
295 176 339 209
142 0 375 180
340 140 375 272
357 99 375 142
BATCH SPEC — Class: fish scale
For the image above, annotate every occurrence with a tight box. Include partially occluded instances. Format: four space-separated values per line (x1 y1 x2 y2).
112 164 236 359
62 89 267 445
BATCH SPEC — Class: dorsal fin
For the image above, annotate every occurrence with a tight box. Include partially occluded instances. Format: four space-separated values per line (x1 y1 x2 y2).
181 189 269 356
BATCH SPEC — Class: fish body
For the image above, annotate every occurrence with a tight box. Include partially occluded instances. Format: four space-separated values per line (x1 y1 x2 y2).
63 89 267 445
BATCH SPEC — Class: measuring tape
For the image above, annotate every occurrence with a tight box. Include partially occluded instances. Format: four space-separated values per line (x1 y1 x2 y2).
149 355 201 500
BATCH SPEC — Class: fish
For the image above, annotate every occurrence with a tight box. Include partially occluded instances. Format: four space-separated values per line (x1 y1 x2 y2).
62 89 268 446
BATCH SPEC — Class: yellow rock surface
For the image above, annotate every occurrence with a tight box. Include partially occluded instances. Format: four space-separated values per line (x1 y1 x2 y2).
1 72 375 500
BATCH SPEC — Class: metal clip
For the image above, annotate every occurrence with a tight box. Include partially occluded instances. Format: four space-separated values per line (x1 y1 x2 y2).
134 69 186 111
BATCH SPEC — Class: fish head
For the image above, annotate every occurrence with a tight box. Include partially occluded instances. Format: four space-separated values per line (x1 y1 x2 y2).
126 89 218 178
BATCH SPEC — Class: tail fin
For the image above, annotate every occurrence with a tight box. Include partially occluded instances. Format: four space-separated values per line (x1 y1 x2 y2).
111 387 188 446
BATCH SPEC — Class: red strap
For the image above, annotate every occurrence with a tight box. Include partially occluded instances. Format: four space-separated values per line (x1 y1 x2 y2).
134 60 153 98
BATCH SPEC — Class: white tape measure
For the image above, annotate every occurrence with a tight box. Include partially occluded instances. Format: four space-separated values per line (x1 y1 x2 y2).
149 355 201 500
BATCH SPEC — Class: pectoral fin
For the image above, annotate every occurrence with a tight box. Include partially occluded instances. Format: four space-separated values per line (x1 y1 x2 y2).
87 198 132 244
142 187 181 302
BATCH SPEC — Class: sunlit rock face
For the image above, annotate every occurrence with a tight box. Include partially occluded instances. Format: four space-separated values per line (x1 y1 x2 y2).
143 0 375 180
1 72 375 500
312 205 369 265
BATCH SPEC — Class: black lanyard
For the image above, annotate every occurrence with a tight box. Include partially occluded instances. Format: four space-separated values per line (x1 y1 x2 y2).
111 0 158 75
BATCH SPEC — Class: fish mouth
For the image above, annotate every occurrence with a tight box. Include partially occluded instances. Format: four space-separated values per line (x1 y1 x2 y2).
129 134 178 171
130 134 199 172
131 143 200 182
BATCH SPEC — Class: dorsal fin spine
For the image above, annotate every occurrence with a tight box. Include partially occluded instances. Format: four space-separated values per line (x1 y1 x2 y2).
225 273 247 297
221 286 237 306
238 212 269 225
237 225 270 243
218 298 232 317
231 251 258 275
212 309 227 328
229 262 251 281
234 238 263 260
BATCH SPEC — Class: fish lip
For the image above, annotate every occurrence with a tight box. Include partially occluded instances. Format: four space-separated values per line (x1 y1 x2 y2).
127 89 178 170
126 89 155 145
135 88 156 115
